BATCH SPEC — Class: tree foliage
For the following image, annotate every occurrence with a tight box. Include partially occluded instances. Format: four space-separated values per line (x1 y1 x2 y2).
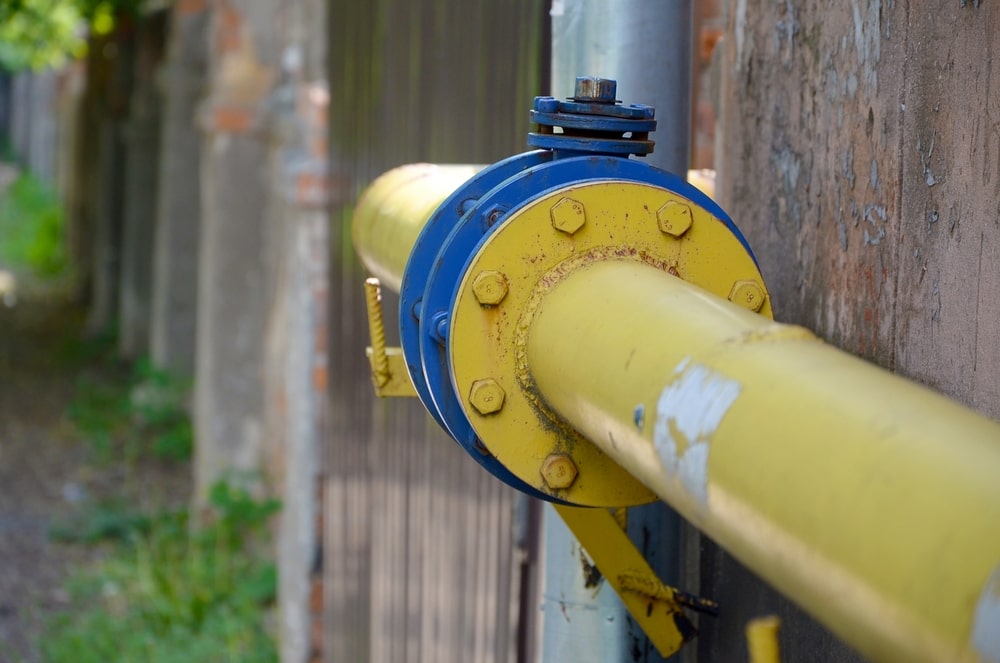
0 0 146 70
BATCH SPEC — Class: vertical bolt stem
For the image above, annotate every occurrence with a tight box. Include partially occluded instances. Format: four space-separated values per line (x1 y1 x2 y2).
364 277 391 387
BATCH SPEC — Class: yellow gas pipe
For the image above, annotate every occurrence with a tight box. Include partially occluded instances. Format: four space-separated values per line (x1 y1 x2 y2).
352 165 1000 663
352 163 480 291
526 259 1000 663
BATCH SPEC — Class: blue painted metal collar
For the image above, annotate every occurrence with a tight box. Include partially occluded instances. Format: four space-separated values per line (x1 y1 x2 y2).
528 95 657 157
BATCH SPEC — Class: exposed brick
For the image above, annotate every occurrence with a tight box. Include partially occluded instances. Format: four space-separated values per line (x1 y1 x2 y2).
206 105 254 133
176 0 207 16
312 365 328 391
213 0 243 56
295 171 330 207
310 577 323 613
699 27 723 63
310 603 324 654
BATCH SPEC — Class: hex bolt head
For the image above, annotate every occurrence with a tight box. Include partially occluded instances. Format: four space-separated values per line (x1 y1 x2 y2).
541 453 578 489
574 76 617 103
656 201 693 237
550 197 587 235
534 96 561 113
728 280 767 312
469 378 505 415
472 271 509 306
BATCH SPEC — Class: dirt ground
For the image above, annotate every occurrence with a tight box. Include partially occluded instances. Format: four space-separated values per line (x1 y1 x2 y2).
0 284 190 662
0 288 95 662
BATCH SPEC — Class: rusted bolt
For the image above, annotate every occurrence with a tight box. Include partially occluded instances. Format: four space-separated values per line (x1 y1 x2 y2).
480 204 508 232
728 280 767 312
574 76 617 103
550 197 587 235
656 201 693 237
472 271 509 306
541 453 578 489
469 378 505 415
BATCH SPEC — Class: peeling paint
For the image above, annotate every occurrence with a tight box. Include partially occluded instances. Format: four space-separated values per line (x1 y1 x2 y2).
842 146 856 189
849 0 881 91
919 132 942 187
775 0 799 61
846 72 858 97
863 204 887 246
633 404 645 431
972 566 1000 663
826 68 840 102
927 208 939 234
653 361 742 505
775 147 802 190
735 0 748 70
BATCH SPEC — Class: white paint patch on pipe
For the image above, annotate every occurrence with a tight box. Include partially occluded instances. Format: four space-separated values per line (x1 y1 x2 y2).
653 361 741 505
972 565 1000 663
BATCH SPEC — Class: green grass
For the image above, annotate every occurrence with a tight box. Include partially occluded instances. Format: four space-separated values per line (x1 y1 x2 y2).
45 343 280 662
50 498 154 544
43 482 281 663
0 170 68 278
68 357 194 463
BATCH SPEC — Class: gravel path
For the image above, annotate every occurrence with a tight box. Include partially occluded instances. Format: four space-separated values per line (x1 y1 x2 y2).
0 284 192 662
0 291 99 662
0 161 191 661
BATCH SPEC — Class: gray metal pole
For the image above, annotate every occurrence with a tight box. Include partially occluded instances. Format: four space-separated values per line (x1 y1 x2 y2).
540 505 628 661
550 0 692 174
543 1 693 661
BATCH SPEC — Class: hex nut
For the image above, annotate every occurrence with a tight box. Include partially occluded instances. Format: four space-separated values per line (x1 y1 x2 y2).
574 76 617 102
480 204 508 231
541 453 578 489
728 280 766 312
469 378 505 415
550 197 587 235
472 271 509 306
656 201 693 237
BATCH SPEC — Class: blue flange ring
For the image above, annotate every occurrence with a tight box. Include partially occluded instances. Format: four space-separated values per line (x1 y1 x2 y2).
399 150 552 430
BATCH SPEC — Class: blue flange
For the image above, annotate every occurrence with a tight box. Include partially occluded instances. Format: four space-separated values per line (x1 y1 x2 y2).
395 78 758 501
399 150 552 430
405 153 756 501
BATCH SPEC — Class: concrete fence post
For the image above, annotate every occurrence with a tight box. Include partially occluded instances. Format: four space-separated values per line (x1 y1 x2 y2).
193 0 283 500
150 1 209 375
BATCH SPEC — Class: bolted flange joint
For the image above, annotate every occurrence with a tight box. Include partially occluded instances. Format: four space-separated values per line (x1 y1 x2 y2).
656 201 693 237
541 453 578 489
472 271 509 306
469 378 506 415
728 280 766 312
551 197 587 235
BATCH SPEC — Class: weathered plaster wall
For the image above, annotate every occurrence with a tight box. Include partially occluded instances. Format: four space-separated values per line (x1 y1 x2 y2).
720 0 999 417
698 2 1000 660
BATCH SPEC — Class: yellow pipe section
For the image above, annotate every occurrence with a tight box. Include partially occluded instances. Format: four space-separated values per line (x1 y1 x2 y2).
351 165 713 293
352 164 480 291
525 260 1000 663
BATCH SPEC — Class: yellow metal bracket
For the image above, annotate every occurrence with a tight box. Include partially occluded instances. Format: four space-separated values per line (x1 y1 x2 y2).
363 278 417 398
746 616 782 663
554 504 718 658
